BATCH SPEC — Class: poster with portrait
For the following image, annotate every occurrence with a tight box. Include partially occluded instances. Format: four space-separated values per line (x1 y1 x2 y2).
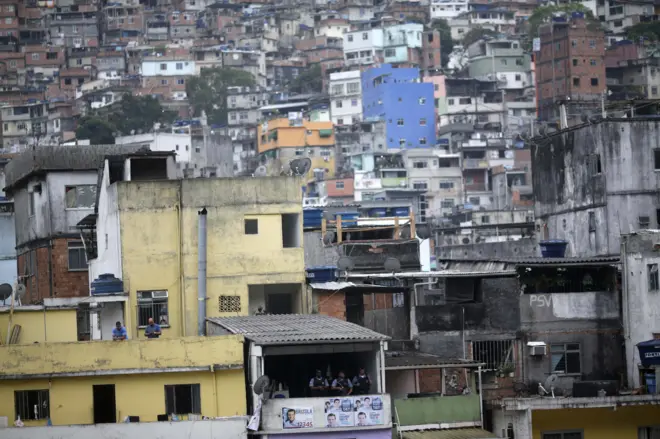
324 397 355 427
281 407 314 429
353 395 384 426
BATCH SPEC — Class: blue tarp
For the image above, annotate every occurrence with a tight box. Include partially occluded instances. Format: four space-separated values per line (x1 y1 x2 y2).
637 339 660 366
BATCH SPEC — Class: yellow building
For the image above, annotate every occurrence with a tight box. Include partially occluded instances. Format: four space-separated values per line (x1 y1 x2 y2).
82 153 306 340
493 394 660 439
257 118 336 182
0 306 246 426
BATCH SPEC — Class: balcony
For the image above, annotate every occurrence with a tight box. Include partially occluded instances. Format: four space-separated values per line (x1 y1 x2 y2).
260 394 392 433
0 335 244 378
394 393 481 428
381 177 407 188
462 158 489 169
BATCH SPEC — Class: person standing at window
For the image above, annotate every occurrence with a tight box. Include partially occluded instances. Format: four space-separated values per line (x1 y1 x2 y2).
112 321 128 340
145 317 162 339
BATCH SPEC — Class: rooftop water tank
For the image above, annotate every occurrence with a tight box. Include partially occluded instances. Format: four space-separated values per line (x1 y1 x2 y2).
91 273 124 296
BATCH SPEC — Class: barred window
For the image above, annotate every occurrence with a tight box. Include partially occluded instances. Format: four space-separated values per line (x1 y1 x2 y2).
165 384 201 415
219 295 241 313
15 390 49 420
137 290 169 327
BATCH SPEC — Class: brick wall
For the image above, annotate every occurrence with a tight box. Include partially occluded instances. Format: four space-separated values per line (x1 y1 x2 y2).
16 237 89 303
316 290 346 319
418 369 441 393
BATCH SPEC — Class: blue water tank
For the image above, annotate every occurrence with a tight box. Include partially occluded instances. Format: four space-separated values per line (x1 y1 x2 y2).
303 208 323 229
393 207 410 217
645 374 656 394
369 208 387 217
306 266 338 283
539 240 568 258
91 273 124 295
335 212 358 227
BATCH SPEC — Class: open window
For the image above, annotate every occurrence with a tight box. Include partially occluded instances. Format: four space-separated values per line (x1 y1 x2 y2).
281 213 301 248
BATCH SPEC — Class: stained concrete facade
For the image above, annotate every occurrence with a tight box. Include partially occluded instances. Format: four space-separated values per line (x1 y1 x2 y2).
621 230 660 387
533 120 660 257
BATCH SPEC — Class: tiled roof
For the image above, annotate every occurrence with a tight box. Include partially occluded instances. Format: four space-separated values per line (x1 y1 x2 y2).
386 351 483 369
206 314 390 346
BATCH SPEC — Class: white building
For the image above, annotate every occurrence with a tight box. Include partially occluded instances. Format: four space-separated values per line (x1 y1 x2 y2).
141 58 196 76
430 0 469 20
114 132 193 163
329 70 362 126
343 28 384 66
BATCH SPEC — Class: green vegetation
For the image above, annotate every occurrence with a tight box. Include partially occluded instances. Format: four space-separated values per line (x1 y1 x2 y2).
289 64 323 94
431 19 455 67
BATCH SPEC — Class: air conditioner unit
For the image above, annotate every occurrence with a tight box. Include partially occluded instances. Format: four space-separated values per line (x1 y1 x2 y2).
528 343 547 356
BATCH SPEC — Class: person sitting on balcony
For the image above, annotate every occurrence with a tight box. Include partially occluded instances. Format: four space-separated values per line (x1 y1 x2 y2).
309 369 329 397
144 317 162 339
352 367 371 395
331 371 353 396
112 321 128 341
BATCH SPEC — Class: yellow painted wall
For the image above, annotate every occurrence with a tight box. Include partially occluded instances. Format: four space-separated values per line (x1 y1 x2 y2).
117 178 305 338
0 369 246 426
0 335 244 376
258 118 335 153
0 308 77 344
532 406 660 439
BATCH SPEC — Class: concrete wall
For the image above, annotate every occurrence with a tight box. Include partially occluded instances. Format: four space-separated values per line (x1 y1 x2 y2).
0 419 249 439
304 231 340 268
621 230 660 387
436 238 537 260
89 163 121 285
0 308 77 344
533 121 660 257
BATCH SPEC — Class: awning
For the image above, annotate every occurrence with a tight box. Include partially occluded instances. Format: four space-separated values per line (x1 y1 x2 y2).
319 129 333 137
401 428 498 439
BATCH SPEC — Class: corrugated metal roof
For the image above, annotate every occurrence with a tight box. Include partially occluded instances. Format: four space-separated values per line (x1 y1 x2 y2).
206 314 390 346
437 256 620 267
386 351 483 369
309 282 398 291
402 428 498 439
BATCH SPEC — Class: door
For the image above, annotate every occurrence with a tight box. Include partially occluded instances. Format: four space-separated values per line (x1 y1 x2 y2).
93 384 117 424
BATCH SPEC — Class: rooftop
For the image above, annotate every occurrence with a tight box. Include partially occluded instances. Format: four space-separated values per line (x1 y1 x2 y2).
386 351 484 370
401 429 499 439
206 314 390 346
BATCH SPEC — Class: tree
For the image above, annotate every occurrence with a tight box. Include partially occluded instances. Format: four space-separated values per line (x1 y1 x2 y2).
76 116 116 144
431 19 455 67
526 4 601 49
627 21 660 42
460 26 499 48
186 67 256 125
108 94 177 135
289 64 323 94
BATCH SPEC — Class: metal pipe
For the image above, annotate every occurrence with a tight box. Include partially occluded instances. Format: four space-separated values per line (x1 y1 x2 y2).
477 366 484 427
197 208 208 337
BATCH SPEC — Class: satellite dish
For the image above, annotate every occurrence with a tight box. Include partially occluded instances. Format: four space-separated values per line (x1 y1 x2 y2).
289 158 311 176
0 283 11 301
384 257 401 273
544 374 559 389
416 224 430 240
15 283 26 300
337 256 354 272
322 231 336 245
253 375 271 400
254 165 268 177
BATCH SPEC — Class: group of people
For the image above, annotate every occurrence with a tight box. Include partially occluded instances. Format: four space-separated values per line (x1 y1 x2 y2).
309 367 371 397
111 318 162 340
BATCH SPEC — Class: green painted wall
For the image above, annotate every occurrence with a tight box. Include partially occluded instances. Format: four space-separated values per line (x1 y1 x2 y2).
394 394 481 426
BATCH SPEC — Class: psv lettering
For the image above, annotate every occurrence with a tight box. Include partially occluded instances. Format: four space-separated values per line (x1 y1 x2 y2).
529 294 552 307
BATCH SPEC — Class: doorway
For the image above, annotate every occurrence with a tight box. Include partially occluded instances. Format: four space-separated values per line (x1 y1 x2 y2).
93 384 117 424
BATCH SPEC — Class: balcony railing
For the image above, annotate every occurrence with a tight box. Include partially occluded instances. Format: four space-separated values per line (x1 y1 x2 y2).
462 159 489 169
260 394 392 433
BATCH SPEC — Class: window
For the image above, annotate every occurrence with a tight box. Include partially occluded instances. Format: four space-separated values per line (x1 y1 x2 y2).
653 86 658 96
219 295 241 312
9 60 15 68
573 77 580 87
137 290 169 327
516 58 523 66
640 216 650 228
439 181 454 190
572 59 578 66
160 63 167 70
335 181 344 189
336 118 344 125
589 40 596 48
591 78 599 87
588 211 596 232
385 48 395 57
282 213 301 248
331 84 343 95
550 343 581 374
335 100 343 108
161 79 168 85
419 97 426 105
176 63 183 72
245 218 258 234
590 59 597 66
458 98 471 105
362 32 368 40
165 384 201 415
419 137 427 145
441 198 454 208
481 215 490 224
515 74 521 81
15 390 49 420
571 39 577 47
413 181 428 190
351 99 358 107
648 264 659 291
177 79 185 85
501 59 507 66
542 432 583 439
397 118 404 126
419 118 427 126
68 241 87 271
347 34 353 42
413 161 428 169
347 82 359 93
31 53 39 60
447 98 454 105
399 138 406 147
28 191 35 216
655 149 660 170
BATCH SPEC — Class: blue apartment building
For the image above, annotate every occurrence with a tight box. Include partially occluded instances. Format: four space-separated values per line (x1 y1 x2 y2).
361 64 436 149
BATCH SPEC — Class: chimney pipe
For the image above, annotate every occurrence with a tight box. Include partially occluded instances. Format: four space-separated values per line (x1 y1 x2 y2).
197 207 208 336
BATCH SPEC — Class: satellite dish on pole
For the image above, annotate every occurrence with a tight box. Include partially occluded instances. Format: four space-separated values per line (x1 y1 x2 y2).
253 165 268 177
384 257 401 273
289 158 311 176
337 256 354 272
253 375 271 400
14 283 26 301
0 283 12 302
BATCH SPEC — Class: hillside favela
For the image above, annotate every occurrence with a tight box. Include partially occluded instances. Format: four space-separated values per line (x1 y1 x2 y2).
1 0 660 438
